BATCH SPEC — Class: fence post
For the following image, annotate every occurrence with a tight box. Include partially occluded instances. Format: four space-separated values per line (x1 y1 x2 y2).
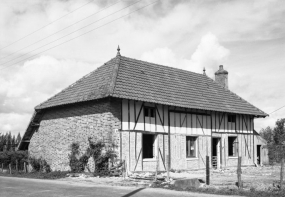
1 163 3 172
9 163 12 174
206 156 210 185
16 160 18 172
24 162 27 173
108 158 111 171
280 158 284 190
237 156 242 188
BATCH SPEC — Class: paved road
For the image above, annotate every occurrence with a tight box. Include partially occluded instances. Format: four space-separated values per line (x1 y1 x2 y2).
0 176 237 197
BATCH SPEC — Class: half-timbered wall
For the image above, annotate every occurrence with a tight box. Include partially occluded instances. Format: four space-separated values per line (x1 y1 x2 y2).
121 99 257 171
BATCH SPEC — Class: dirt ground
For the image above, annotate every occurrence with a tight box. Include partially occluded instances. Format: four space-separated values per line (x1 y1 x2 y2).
60 165 283 192
210 165 282 190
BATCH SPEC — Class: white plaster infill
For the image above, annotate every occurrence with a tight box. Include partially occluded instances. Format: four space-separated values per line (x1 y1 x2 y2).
186 157 199 161
143 158 157 162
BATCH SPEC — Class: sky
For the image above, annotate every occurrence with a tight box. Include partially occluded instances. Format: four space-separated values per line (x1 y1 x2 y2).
0 0 284 136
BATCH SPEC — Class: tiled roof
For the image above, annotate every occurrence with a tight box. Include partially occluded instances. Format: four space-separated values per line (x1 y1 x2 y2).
35 54 267 117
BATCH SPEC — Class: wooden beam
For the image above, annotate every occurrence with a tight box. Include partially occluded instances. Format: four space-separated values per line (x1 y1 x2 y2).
133 102 144 130
218 113 225 132
242 115 251 158
133 148 142 171
168 110 210 116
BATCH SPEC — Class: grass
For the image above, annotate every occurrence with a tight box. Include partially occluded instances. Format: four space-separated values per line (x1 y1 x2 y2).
0 170 69 179
151 183 285 197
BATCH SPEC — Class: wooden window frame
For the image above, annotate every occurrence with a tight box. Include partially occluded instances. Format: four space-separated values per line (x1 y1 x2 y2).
228 136 238 157
142 134 156 159
144 107 155 118
186 136 198 158
228 115 236 123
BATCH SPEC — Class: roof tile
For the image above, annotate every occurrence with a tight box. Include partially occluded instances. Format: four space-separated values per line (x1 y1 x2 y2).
35 55 267 117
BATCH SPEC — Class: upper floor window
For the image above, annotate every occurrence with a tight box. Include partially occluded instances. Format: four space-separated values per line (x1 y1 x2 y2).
144 107 155 118
228 115 236 123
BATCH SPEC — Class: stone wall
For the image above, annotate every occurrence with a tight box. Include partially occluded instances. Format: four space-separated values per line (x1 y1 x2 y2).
29 98 121 171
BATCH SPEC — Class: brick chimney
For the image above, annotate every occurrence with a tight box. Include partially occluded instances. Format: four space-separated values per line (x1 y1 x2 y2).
215 65 228 89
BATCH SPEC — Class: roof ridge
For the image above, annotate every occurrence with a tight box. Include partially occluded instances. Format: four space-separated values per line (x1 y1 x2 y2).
121 55 205 76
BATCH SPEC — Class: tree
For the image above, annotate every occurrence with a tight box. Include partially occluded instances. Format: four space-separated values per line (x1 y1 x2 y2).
273 118 285 145
259 126 274 143
16 133 22 145
11 136 16 151
6 132 12 151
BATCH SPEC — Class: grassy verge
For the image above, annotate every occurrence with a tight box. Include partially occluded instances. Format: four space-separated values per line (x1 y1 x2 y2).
0 171 69 179
152 184 285 197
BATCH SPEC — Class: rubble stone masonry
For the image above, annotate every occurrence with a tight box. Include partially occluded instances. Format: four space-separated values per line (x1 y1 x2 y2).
29 98 121 171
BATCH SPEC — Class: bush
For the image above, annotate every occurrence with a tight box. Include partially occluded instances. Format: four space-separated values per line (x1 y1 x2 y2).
87 138 117 176
68 138 118 176
29 157 51 173
68 142 89 173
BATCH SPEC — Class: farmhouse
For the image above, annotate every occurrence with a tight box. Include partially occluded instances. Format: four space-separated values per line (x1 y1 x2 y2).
19 48 268 171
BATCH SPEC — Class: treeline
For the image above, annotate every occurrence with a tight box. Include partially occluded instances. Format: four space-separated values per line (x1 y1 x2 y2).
0 132 22 151
259 118 285 163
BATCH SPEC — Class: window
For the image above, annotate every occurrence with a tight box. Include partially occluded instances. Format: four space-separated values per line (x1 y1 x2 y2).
228 115 236 123
144 107 155 118
228 136 238 157
186 136 197 158
143 134 155 159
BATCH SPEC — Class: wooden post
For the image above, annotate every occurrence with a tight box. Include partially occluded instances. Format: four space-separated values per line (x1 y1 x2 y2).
155 135 159 181
16 160 18 172
108 158 111 171
237 156 242 188
166 154 169 181
123 160 126 179
206 156 210 185
1 163 3 172
24 162 27 173
280 158 284 190
9 163 12 174
167 109 171 182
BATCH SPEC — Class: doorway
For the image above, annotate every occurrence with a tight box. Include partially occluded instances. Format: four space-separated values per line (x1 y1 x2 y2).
257 145 261 165
212 138 221 168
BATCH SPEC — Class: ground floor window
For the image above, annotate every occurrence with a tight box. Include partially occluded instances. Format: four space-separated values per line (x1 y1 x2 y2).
143 134 155 159
228 136 238 157
186 136 197 158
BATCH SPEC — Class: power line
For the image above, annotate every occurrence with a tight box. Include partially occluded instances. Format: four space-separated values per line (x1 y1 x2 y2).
0 0 141 67
1 0 141 67
0 1 158 71
269 105 285 115
0 0 96 51
0 0 121 61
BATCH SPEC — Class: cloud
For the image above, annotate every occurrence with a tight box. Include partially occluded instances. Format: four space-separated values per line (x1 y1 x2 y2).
141 32 230 76
0 0 284 136
0 55 96 135
0 113 31 135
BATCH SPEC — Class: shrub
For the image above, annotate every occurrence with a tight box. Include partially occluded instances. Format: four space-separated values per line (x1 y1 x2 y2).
68 142 89 173
28 157 51 173
87 138 117 176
